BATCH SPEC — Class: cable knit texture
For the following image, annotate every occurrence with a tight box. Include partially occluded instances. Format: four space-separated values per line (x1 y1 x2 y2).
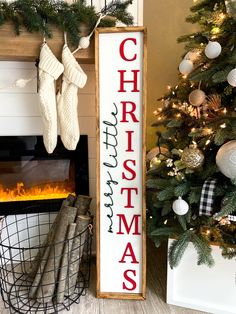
38 43 64 154
57 44 87 150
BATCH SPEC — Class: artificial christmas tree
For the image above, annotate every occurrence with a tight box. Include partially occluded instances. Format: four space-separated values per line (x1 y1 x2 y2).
147 0 236 268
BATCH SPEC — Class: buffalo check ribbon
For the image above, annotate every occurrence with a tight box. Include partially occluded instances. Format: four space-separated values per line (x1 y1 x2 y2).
199 179 217 216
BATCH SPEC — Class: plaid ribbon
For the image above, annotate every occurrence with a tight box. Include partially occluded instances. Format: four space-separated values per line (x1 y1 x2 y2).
199 179 217 216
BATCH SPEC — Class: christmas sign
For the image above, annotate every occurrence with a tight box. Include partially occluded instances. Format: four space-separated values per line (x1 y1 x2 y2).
95 27 146 299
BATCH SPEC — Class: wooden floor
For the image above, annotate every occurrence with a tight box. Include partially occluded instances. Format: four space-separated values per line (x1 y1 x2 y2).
0 241 207 314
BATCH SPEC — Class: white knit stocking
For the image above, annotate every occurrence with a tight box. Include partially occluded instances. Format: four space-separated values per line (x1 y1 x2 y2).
38 43 64 154
57 45 87 150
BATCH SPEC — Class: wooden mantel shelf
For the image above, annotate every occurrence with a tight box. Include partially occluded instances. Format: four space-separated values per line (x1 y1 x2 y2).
0 23 95 63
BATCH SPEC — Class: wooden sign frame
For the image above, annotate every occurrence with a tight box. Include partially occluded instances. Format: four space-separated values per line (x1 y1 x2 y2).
95 27 147 300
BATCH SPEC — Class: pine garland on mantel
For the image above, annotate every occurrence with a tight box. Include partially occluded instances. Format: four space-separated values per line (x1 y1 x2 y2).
0 0 133 46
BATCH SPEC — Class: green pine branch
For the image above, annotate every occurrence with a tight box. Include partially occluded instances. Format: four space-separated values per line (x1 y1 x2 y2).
0 0 133 46
168 231 192 268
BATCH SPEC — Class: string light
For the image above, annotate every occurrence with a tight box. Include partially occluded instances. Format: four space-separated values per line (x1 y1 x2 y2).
205 139 211 146
167 85 171 90
219 13 226 20
222 107 227 114
191 128 196 132
204 127 213 135
176 113 181 118
220 123 226 129
211 26 220 35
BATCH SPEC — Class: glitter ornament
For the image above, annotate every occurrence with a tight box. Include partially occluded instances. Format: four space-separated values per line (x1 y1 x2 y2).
205 41 222 59
227 68 236 87
181 145 204 169
178 59 193 75
216 140 236 178
79 36 90 49
172 197 189 215
189 89 206 107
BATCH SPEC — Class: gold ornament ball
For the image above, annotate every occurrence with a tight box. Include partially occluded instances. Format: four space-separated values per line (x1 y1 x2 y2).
189 89 206 107
181 145 204 169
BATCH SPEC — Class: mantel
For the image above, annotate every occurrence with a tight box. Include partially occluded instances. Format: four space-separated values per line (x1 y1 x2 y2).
0 23 95 63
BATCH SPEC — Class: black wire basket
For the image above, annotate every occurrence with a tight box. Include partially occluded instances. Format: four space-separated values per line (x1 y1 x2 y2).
0 212 93 314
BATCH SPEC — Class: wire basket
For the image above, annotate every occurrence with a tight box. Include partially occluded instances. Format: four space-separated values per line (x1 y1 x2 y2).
0 212 93 314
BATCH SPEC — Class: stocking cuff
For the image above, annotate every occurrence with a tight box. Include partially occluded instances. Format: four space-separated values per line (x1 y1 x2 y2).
39 44 64 80
62 45 87 88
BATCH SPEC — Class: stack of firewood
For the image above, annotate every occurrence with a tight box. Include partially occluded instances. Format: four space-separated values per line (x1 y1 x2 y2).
27 194 92 304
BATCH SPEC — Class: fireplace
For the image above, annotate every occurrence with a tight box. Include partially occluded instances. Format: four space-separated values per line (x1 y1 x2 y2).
0 136 89 215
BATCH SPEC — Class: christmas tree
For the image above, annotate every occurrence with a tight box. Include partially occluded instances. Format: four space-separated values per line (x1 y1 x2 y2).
147 0 236 268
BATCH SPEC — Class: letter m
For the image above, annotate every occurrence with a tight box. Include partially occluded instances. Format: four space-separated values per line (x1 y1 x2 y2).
117 214 141 235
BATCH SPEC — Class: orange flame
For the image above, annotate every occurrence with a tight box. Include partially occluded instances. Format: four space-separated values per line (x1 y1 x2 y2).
0 182 75 202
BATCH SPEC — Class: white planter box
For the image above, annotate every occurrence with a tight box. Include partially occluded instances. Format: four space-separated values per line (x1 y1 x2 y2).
167 239 236 314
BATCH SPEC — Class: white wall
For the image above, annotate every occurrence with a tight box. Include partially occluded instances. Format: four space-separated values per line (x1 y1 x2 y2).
0 61 97 212
86 0 143 26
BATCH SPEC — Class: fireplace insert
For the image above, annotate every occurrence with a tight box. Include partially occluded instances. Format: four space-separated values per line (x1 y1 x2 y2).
0 136 89 215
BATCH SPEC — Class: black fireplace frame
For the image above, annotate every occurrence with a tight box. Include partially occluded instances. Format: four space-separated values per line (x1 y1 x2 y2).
0 135 89 215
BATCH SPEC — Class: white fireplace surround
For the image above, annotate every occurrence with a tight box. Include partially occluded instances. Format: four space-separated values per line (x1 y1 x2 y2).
0 61 96 212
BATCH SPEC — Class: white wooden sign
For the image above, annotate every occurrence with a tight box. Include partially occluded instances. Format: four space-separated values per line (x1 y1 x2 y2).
96 27 146 299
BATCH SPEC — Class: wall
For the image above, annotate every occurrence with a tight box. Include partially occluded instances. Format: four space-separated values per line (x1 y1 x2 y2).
144 0 196 150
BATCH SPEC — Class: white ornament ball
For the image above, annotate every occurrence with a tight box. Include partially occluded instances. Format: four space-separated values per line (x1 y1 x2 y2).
79 36 90 49
172 197 189 216
216 140 236 179
189 89 206 107
227 68 236 87
179 59 194 75
15 78 28 88
205 41 222 59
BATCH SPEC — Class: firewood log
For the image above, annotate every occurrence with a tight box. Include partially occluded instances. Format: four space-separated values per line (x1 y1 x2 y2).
65 215 91 296
74 195 92 215
26 194 76 278
36 206 77 303
56 223 76 303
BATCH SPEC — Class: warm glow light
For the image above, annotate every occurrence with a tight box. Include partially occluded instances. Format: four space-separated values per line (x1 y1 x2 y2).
219 13 226 20
223 108 227 114
206 229 211 235
220 123 226 129
0 182 74 202
167 85 171 90
205 139 211 146
176 113 181 118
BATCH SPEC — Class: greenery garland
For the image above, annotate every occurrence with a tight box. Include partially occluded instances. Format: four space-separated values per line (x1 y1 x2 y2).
0 0 133 46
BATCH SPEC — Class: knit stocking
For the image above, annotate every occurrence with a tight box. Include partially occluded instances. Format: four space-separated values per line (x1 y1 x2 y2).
38 43 64 154
57 45 87 150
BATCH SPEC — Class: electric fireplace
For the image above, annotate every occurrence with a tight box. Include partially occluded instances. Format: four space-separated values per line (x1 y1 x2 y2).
0 136 89 215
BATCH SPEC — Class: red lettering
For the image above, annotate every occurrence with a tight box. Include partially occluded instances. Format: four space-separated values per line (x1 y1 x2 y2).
126 130 134 152
119 38 137 62
123 269 137 291
117 214 141 235
121 187 138 208
119 242 139 264
118 70 140 92
120 101 139 123
122 160 136 181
